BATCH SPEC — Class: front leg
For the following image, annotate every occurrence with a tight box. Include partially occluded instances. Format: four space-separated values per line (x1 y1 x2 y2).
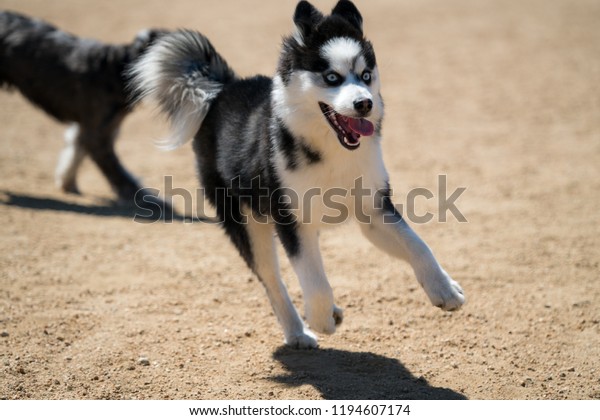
55 124 87 194
360 196 465 311
277 223 340 335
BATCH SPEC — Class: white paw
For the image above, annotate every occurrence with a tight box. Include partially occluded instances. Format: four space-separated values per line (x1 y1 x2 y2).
423 272 465 311
284 328 318 349
302 289 340 335
306 310 336 335
305 299 340 335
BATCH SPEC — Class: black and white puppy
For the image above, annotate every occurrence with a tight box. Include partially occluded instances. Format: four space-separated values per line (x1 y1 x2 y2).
130 0 465 348
0 11 166 202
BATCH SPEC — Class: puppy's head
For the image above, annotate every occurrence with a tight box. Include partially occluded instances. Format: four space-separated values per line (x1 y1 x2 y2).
276 0 383 151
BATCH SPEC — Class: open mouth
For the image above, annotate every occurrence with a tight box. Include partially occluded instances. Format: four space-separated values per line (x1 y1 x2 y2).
319 102 374 150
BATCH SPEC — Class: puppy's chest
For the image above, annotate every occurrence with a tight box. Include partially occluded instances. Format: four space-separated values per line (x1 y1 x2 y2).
275 144 386 226
284 159 362 192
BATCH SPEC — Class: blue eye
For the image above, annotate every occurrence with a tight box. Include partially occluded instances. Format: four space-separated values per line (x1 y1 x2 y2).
324 72 343 86
361 71 372 83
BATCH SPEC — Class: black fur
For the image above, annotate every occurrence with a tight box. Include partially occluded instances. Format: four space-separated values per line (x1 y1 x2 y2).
276 120 321 170
0 10 167 201
300 143 322 165
331 0 363 33
293 1 325 40
192 75 303 264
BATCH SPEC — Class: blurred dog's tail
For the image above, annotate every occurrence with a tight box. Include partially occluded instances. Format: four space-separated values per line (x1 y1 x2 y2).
128 29 236 149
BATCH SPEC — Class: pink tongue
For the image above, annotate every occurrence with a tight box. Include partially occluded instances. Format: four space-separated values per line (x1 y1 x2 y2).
348 118 374 136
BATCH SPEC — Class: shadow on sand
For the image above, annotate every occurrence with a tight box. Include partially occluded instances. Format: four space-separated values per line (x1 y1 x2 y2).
0 190 192 222
270 347 466 400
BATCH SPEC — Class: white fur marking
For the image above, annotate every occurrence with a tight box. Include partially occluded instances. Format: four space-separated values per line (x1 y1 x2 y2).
55 123 85 192
320 37 362 73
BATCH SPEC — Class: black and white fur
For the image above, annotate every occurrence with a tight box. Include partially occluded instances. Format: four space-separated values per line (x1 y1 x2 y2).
0 11 166 202
130 0 465 348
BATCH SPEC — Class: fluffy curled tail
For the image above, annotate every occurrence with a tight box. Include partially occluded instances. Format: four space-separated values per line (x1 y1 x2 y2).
128 29 236 149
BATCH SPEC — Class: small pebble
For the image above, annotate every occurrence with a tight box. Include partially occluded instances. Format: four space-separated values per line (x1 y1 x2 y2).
0 331 8 338
521 377 533 387
138 357 150 366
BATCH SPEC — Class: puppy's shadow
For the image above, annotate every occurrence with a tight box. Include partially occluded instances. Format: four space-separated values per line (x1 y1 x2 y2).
270 347 466 400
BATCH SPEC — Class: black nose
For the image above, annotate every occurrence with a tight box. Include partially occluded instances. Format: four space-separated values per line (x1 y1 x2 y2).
353 99 373 115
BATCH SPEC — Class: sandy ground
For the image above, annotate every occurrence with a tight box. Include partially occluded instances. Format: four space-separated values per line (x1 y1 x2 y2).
1 0 599 400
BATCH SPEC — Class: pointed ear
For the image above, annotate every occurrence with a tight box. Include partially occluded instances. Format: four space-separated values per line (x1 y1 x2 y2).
331 0 363 33
293 1 324 42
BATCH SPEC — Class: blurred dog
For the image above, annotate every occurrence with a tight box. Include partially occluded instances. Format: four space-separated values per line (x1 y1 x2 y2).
0 10 166 202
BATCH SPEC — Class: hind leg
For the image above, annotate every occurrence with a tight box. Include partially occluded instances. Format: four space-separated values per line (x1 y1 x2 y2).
55 124 86 194
80 120 142 201
223 205 317 348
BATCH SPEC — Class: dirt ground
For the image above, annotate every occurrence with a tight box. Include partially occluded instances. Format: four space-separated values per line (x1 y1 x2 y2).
1 0 599 400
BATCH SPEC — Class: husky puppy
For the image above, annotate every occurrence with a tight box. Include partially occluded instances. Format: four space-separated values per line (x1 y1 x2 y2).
0 11 166 202
130 0 465 348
